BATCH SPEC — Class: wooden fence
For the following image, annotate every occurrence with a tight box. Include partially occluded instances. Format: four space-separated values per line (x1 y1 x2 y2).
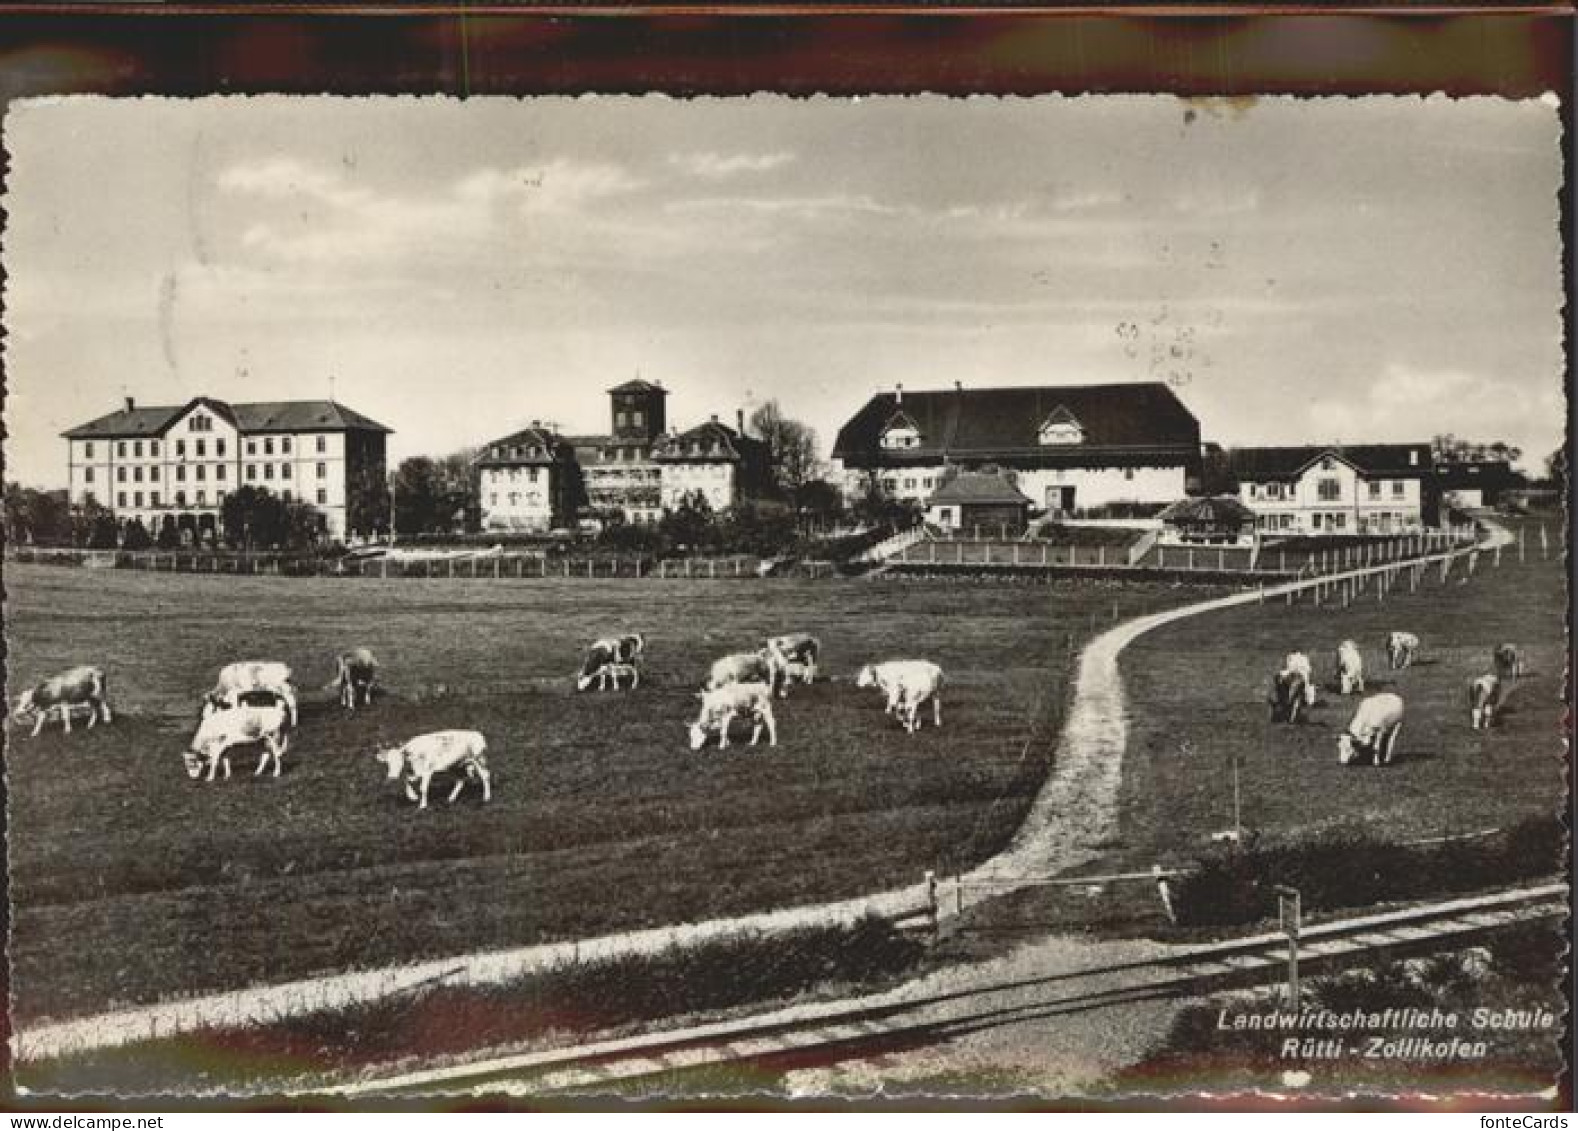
7 547 764 581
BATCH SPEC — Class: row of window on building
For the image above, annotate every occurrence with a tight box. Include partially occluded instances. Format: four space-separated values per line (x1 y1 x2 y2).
102 487 331 510
1254 511 1416 533
88 462 333 485
1248 479 1408 502
84 435 332 461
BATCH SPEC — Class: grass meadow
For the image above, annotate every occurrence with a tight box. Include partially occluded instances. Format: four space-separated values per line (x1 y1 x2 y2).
1115 521 1567 863
6 565 1193 1022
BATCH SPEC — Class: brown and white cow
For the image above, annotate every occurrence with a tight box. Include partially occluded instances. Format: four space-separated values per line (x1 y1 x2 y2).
1467 673 1503 730
204 661 298 727
332 648 380 711
13 666 113 738
1492 644 1526 684
688 682 778 750
1335 640 1365 695
576 634 645 692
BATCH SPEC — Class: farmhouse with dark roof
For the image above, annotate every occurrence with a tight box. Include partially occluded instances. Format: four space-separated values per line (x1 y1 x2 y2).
832 381 1203 516
61 395 391 540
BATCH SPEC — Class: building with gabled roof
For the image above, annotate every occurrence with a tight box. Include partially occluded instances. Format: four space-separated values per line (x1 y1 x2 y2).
475 383 770 532
832 381 1202 516
1227 443 1436 535
61 395 391 541
925 469 1034 533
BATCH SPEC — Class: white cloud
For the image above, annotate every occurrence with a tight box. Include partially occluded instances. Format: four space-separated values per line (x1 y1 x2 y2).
671 151 795 179
456 158 645 214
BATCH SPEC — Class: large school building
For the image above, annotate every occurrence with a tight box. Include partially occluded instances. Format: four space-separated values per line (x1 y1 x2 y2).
475 380 773 533
61 396 391 540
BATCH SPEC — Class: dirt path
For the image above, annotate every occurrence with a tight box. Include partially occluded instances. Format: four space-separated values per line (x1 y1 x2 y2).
15 526 1503 1065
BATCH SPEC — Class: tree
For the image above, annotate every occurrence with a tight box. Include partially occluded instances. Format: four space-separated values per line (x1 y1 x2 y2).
4 483 73 546
86 514 119 549
749 401 822 501
121 517 153 551
1545 446 1567 487
393 449 478 535
658 491 715 551
1432 434 1523 466
795 479 845 530
156 515 181 550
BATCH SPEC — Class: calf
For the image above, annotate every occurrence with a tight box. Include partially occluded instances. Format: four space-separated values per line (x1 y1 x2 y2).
375 730 492 809
688 682 778 750
13 665 112 738
1337 692 1405 766
1335 640 1365 696
1492 643 1526 683
1467 673 1503 730
1385 631 1420 671
205 661 298 727
576 634 645 692
332 648 379 711
856 660 945 734
1268 666 1309 724
766 634 820 683
185 701 290 782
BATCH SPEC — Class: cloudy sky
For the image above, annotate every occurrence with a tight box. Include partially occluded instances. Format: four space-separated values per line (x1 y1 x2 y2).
2 94 1564 486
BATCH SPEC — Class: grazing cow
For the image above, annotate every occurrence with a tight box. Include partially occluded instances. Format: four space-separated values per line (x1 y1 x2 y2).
766 634 820 683
205 661 298 727
1268 666 1309 724
1467 673 1503 730
688 682 778 750
1336 640 1365 696
375 730 492 809
575 634 645 692
856 660 945 734
704 650 784 696
1385 631 1420 671
1337 692 1406 766
331 648 379 711
13 665 112 738
1284 651 1317 706
185 701 290 782
1493 643 1526 683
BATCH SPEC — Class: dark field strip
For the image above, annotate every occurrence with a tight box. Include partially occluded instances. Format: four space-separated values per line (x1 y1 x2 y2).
1116 523 1566 864
6 567 1197 1021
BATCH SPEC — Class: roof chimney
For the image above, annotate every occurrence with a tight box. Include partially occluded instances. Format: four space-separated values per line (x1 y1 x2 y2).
954 381 963 392
124 396 135 414
737 409 745 434
710 413 719 424
531 419 541 428
895 383 904 405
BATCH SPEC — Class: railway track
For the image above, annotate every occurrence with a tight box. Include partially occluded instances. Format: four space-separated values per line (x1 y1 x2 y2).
324 881 1565 1097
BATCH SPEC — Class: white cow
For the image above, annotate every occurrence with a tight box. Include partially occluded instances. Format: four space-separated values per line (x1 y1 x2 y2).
1283 651 1317 706
1467 673 1503 731
13 665 113 738
1386 631 1420 671
1337 692 1405 766
205 661 298 727
705 650 785 696
185 701 290 782
1336 640 1365 696
856 660 945 734
375 730 492 809
688 682 778 750
331 648 379 711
